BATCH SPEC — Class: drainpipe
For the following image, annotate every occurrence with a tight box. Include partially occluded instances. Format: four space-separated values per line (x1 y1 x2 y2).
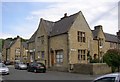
67 33 70 71
6 48 7 61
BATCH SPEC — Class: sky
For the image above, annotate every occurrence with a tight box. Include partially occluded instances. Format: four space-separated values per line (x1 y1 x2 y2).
1 0 120 39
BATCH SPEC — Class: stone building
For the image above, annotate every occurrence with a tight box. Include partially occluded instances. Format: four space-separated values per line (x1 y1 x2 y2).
2 36 28 63
27 11 120 71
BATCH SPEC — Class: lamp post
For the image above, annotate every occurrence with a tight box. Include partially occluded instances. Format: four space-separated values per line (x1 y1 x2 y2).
98 38 103 63
97 38 100 63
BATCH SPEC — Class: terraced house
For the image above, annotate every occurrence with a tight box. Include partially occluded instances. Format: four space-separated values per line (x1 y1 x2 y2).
2 36 28 63
27 11 120 71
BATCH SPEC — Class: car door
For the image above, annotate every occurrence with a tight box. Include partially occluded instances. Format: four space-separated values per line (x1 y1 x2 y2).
30 63 35 71
15 62 18 68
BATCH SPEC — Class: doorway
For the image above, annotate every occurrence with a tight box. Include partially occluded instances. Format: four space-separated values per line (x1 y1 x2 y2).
51 51 54 66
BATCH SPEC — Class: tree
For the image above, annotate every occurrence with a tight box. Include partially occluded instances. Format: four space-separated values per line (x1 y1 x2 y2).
103 49 120 72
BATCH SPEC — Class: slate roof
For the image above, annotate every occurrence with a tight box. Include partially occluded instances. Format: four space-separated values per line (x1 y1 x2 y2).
3 39 13 49
92 30 99 39
30 11 120 43
3 36 21 49
50 12 79 36
22 42 28 49
104 33 119 43
8 39 17 48
42 19 55 36
28 11 80 42
28 30 37 43
92 30 120 43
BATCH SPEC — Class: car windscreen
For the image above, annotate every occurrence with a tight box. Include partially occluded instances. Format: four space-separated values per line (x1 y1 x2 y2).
37 63 43 66
0 63 6 68
31 63 44 67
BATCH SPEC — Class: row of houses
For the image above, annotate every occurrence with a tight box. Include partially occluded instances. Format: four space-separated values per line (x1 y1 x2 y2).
2 11 120 71
2 36 28 63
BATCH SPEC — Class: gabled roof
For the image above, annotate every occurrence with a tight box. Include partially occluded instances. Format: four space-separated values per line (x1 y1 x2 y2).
92 30 99 39
3 39 13 49
28 30 37 43
42 19 55 35
30 11 81 38
22 42 28 49
31 11 120 44
92 30 119 43
104 33 119 43
50 12 79 36
7 36 21 48
8 39 17 48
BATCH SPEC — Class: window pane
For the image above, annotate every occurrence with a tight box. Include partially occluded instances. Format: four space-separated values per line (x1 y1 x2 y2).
60 59 63 62
56 51 63 64
56 59 59 63
60 54 63 58
56 55 59 58
41 51 44 59
83 55 85 60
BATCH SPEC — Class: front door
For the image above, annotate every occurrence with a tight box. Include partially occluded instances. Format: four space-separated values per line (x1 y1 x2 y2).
51 51 54 66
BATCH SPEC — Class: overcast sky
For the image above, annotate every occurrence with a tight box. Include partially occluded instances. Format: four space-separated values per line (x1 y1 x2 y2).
1 0 120 39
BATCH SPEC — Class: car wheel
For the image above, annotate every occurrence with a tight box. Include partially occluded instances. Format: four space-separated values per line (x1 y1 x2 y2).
27 69 30 72
18 67 20 70
42 70 46 73
19 68 21 70
7 73 9 75
34 69 37 73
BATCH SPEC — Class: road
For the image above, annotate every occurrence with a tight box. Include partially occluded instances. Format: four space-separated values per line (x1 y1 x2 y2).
2 65 101 82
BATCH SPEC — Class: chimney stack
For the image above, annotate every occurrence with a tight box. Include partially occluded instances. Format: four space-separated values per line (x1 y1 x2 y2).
94 25 102 30
64 13 67 17
61 13 68 20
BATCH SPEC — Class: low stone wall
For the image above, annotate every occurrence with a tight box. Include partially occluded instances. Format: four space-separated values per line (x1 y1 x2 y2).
92 63 111 75
48 66 68 72
70 63 111 75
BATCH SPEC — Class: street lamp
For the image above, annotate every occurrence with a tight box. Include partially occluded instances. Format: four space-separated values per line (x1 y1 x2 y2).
97 38 103 63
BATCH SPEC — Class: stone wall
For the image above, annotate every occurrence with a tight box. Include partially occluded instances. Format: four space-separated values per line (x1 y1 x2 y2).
70 63 111 75
48 66 68 72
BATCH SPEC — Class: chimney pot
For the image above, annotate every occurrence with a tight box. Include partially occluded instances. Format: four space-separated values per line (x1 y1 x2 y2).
64 13 67 17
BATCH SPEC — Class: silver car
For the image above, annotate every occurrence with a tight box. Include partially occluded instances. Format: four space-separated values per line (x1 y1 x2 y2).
14 62 27 70
0 63 9 75
93 73 120 82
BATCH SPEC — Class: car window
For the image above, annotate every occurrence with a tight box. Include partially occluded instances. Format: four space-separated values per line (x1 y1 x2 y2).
94 77 115 82
0 63 6 67
33 63 38 66
37 63 42 66
30 63 36 66
2 64 6 67
19 62 23 64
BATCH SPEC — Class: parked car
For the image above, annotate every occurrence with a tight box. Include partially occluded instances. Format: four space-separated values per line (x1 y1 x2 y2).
14 62 27 70
27 62 46 73
4 61 12 65
0 63 9 75
93 73 120 82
